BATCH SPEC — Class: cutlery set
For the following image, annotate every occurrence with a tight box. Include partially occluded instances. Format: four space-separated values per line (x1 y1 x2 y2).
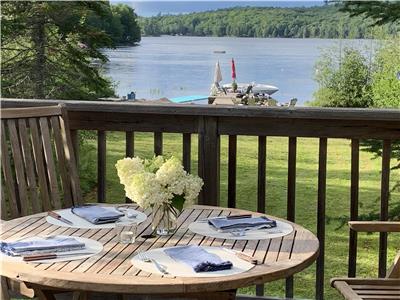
138 252 169 274
137 248 258 275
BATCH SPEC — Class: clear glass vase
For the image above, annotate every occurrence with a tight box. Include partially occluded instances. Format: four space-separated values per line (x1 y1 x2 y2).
152 203 178 236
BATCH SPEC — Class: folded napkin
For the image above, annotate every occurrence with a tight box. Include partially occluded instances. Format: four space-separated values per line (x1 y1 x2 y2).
71 205 124 224
0 236 85 257
164 245 232 272
208 216 276 232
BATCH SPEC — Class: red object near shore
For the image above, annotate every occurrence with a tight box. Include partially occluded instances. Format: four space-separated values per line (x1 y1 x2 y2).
231 58 236 81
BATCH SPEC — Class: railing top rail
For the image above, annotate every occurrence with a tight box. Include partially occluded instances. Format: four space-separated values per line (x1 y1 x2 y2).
1 98 400 122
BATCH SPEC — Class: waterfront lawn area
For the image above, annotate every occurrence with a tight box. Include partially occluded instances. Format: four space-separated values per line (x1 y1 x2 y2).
83 132 400 300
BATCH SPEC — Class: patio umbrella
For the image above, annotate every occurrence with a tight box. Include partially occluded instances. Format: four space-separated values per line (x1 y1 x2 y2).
210 61 222 96
214 61 222 85
231 58 236 82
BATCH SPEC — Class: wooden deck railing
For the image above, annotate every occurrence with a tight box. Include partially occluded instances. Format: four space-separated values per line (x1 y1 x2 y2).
2 98 400 300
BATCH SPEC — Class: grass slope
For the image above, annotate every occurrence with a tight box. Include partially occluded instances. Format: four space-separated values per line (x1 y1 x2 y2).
83 132 399 299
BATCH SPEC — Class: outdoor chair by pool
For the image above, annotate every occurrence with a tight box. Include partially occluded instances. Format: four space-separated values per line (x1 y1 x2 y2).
1 105 82 299
331 221 400 300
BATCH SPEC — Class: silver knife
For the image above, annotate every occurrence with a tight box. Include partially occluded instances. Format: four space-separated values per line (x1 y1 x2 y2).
48 211 74 226
23 251 96 261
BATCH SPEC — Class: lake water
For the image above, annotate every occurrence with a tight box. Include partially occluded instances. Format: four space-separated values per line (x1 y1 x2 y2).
103 36 370 105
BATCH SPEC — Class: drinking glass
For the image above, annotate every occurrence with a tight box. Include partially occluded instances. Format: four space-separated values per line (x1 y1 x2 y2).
115 219 137 244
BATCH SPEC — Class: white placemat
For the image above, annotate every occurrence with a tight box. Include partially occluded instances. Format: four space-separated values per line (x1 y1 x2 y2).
131 246 254 277
188 219 293 240
46 206 147 229
0 235 103 264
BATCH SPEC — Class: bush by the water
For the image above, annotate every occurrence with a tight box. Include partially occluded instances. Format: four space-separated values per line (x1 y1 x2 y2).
311 36 400 108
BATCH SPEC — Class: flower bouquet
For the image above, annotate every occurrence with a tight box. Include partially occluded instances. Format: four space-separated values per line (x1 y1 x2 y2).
115 156 203 236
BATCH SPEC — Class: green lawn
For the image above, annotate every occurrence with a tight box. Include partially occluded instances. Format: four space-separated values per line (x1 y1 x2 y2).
83 132 400 300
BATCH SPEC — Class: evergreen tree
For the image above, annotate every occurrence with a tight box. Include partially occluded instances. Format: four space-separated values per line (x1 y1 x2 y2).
341 1 400 26
1 1 116 100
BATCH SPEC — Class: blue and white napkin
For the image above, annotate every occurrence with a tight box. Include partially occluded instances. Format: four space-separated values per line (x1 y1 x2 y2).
208 216 276 232
71 205 124 225
0 236 85 256
164 245 233 272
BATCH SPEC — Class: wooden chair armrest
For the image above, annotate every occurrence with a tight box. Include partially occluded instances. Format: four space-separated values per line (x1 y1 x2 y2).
387 252 400 279
348 221 400 232
330 279 362 300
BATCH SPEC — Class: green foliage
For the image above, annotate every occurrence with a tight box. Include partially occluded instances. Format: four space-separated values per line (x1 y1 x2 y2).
139 5 399 38
87 3 141 45
78 133 98 195
312 46 373 107
0 1 141 195
1 1 116 100
341 1 400 26
371 39 400 108
311 36 400 108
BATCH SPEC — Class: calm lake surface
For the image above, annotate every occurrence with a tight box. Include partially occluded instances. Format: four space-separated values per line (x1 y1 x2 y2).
103 36 370 105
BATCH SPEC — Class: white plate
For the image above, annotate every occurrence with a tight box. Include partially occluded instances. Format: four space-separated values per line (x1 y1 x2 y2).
0 235 103 264
131 246 255 277
46 206 147 229
188 219 293 240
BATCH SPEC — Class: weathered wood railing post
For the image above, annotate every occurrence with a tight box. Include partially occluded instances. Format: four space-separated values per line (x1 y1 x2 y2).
379 139 391 278
198 116 220 206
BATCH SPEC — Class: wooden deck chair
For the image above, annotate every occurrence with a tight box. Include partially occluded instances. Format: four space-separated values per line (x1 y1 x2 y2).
1 105 82 299
331 221 400 300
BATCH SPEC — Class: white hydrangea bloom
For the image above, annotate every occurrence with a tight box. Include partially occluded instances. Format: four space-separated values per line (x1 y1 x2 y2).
183 174 204 206
144 155 165 173
116 155 203 210
115 157 145 186
155 156 186 187
125 173 169 208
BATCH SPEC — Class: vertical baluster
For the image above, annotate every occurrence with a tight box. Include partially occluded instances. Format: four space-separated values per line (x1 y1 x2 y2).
154 132 163 155
182 133 191 173
379 140 391 278
316 137 327 300
97 131 106 203
125 131 134 203
228 135 237 208
257 136 266 213
256 135 266 296
70 130 79 168
286 136 297 298
348 139 359 277
198 116 220 206
126 131 134 157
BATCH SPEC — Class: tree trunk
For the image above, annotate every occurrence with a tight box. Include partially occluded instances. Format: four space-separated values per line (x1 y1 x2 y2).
31 3 46 99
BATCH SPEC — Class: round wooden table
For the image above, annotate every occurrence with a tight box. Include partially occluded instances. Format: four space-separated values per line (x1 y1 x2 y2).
1 205 319 299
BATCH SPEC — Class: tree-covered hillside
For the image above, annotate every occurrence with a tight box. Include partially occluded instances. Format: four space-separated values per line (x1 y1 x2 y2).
140 5 398 38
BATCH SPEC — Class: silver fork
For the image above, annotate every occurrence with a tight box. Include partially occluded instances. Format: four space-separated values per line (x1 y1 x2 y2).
137 253 169 275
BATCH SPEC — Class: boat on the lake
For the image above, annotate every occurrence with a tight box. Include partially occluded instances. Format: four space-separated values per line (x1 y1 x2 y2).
222 83 279 95
213 50 226 54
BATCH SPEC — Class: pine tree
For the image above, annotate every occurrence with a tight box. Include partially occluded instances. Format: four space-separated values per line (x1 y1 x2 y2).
1 1 116 100
341 1 400 26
